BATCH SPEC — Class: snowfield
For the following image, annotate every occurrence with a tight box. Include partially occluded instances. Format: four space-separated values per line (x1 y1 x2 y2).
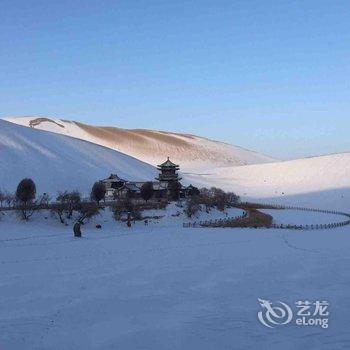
184 153 350 210
1 117 350 349
0 120 157 194
2 118 349 212
3 116 276 172
260 209 348 226
0 206 350 350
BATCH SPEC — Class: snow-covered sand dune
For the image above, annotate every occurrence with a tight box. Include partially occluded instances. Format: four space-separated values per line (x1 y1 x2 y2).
1 118 350 349
3 116 276 172
185 153 350 209
0 120 157 194
1 118 349 209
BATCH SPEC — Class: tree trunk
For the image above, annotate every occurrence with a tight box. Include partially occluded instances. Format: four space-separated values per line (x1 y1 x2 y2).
73 222 82 237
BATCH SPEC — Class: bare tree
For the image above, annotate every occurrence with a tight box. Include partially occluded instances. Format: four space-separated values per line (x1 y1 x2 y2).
0 190 5 207
168 181 181 201
77 201 100 223
112 198 130 221
56 191 81 219
187 186 200 197
111 198 141 221
15 178 37 220
39 193 51 208
50 202 66 224
4 192 14 208
91 182 106 205
211 187 227 211
184 195 201 218
140 182 154 202
73 201 100 237
226 192 240 206
198 187 239 212
199 188 214 212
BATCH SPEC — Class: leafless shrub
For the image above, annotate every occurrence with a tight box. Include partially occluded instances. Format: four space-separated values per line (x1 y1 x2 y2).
140 182 154 202
38 193 51 207
199 187 240 212
4 192 15 208
111 198 142 221
91 182 106 205
0 190 5 207
56 191 81 219
77 201 100 224
50 202 66 224
184 195 201 218
15 178 37 220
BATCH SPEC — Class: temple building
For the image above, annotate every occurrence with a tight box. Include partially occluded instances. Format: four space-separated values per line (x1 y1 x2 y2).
102 174 127 198
156 157 181 182
101 157 195 199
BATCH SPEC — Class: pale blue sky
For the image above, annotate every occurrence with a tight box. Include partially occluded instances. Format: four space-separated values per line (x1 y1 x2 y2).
1 0 350 159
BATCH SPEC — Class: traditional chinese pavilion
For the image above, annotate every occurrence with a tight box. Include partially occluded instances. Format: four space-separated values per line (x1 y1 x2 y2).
155 157 181 182
101 157 191 199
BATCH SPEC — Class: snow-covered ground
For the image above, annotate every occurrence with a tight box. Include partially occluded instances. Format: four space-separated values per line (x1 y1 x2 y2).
260 209 348 226
3 116 276 172
0 205 349 349
184 153 350 210
1 117 350 349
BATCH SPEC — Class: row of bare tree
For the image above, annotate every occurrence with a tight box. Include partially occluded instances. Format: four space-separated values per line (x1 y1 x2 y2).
184 187 240 218
0 179 106 222
1 179 240 226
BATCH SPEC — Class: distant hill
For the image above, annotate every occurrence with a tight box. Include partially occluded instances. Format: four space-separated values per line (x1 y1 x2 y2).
0 120 157 194
2 116 348 210
185 153 350 209
4 116 276 172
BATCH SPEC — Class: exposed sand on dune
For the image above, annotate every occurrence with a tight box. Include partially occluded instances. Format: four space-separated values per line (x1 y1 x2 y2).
4 116 276 172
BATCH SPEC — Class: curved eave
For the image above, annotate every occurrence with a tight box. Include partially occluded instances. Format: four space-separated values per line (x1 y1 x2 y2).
157 166 180 170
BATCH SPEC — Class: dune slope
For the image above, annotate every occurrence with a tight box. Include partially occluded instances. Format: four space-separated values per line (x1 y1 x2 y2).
4 116 276 172
0 120 157 194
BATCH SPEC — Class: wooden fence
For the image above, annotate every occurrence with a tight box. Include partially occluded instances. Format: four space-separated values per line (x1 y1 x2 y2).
183 213 247 228
183 203 350 230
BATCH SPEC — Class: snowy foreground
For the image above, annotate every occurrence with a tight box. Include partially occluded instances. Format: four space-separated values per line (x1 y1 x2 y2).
1 205 350 349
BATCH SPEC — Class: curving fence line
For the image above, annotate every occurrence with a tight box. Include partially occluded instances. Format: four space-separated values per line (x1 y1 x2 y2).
241 202 350 230
183 203 350 230
183 213 247 228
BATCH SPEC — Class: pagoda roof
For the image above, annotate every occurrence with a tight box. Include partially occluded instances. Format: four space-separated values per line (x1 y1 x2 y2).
117 183 140 192
125 183 140 192
102 174 127 182
157 157 179 168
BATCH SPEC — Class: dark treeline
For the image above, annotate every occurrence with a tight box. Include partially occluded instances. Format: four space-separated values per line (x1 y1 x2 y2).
1 179 240 225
